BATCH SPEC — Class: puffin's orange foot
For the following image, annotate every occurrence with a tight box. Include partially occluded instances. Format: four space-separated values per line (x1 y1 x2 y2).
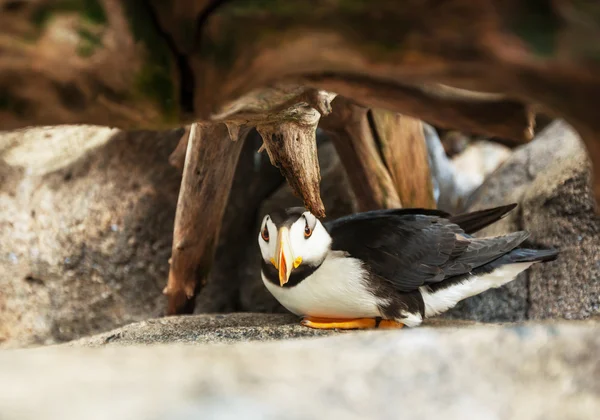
301 316 377 330
377 319 405 329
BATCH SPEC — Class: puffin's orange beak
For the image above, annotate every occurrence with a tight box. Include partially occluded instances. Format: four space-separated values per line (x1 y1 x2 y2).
271 227 302 286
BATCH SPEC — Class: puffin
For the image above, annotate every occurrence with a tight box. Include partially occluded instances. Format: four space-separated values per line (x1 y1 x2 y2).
258 204 558 330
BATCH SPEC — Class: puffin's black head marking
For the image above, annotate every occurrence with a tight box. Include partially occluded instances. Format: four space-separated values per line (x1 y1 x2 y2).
268 207 307 228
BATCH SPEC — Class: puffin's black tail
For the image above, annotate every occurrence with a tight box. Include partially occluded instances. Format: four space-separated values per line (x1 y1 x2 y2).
504 247 559 264
449 203 517 235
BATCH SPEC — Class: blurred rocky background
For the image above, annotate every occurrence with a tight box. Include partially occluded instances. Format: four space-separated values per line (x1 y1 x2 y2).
1 120 598 349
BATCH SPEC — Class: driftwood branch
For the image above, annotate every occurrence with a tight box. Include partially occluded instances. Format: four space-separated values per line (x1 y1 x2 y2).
256 117 325 218
217 86 336 218
164 122 246 315
320 97 401 211
369 110 436 208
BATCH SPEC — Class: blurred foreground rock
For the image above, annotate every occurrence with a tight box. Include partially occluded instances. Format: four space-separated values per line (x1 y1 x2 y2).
1 315 598 420
445 120 600 321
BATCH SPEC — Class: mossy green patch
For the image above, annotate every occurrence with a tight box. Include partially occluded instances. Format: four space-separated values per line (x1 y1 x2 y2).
122 0 178 123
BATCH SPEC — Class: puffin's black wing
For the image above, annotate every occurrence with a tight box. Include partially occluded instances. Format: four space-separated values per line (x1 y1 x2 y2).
326 211 528 292
325 204 517 235
448 203 517 235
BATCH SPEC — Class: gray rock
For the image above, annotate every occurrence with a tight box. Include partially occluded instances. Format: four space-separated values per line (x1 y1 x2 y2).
0 126 184 349
61 313 480 347
1 317 598 420
65 313 334 346
445 120 599 321
522 140 600 319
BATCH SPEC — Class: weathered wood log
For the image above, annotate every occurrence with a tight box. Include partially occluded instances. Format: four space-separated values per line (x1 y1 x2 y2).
369 110 436 208
320 97 401 211
164 122 246 315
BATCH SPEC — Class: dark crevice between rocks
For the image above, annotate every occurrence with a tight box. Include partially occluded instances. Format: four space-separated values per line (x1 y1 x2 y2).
145 2 195 117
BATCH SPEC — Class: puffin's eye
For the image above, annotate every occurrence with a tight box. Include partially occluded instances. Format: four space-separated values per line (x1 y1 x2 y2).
304 221 312 238
261 225 269 242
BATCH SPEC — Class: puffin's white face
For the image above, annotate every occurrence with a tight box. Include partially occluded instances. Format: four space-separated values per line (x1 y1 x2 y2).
258 209 332 286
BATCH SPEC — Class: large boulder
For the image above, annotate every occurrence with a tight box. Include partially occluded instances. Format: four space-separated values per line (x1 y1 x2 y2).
1 314 598 420
444 120 600 321
0 125 184 348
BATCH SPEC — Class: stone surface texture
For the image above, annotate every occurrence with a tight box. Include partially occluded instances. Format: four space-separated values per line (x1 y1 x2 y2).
445 120 600 321
1 314 598 420
66 313 333 346
0 126 184 348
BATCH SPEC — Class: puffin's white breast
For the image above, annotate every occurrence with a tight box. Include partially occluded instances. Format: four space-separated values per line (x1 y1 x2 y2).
262 252 383 318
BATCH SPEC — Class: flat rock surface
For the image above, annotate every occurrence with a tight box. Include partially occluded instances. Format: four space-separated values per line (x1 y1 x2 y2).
62 313 479 347
65 313 332 346
1 315 598 420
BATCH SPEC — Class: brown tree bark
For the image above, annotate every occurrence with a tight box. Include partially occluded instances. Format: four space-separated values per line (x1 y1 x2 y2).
164 122 246 315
